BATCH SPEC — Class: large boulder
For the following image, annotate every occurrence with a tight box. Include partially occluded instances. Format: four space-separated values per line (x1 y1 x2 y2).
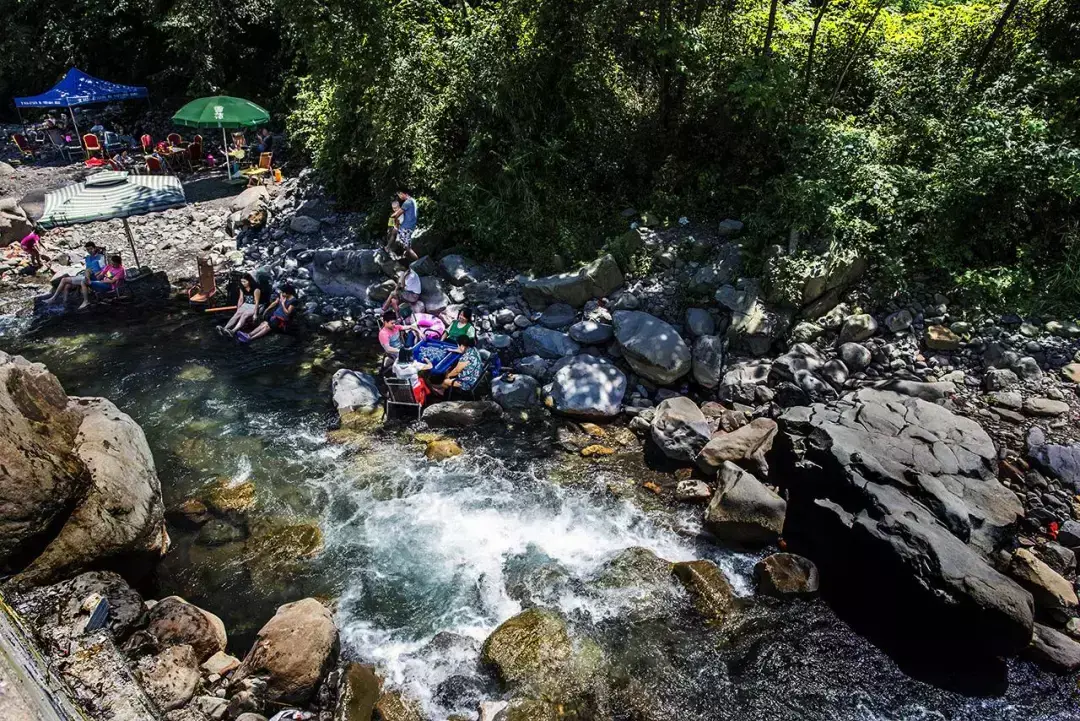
1009 548 1079 622
56 630 160 720
492 374 540 411
650 397 711 462
543 355 626 418
696 418 778 476
753 553 820 597
568 320 614 345
518 254 624 309
11 571 145 654
233 598 339 704
718 360 771 405
704 462 786 545
420 275 450 313
0 353 88 572
331 370 382 430
691 335 725 389
672 560 738 622
137 644 201 711
423 401 502 427
1026 428 1080 492
13 393 168 588
1025 624 1080 673
147 596 227 663
776 388 1034 656
726 298 790 357
523 326 581 360
439 254 481 285
480 607 600 703
0 206 34 247
613 310 691 385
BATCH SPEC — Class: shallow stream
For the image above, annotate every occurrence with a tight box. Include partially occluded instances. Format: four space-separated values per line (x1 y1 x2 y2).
3 307 1077 720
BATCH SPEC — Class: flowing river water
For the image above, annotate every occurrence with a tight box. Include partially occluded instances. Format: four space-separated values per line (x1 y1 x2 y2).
3 307 1078 720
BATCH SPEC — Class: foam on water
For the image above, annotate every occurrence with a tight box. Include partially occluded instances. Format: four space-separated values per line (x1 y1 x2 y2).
315 441 737 716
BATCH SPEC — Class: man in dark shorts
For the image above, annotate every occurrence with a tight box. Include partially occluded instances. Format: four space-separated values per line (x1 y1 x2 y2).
396 188 419 261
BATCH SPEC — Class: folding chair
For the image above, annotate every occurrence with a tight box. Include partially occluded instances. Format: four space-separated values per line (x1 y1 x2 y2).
187 256 218 304
240 152 273 184
83 134 103 158
47 129 83 161
385 378 423 421
11 134 35 160
103 131 123 155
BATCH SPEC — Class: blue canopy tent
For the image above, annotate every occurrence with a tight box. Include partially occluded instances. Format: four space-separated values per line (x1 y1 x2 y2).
13 68 149 137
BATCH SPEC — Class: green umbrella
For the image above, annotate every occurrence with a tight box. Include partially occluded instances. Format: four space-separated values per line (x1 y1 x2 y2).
172 96 270 178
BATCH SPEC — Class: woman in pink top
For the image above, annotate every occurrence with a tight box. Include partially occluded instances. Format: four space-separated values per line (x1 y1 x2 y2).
82 254 125 309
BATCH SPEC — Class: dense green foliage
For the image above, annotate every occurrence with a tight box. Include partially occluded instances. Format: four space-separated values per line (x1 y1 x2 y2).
3 0 1079 310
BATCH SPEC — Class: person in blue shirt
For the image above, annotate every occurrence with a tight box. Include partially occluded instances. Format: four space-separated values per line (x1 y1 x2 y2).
45 242 106 306
394 188 419 261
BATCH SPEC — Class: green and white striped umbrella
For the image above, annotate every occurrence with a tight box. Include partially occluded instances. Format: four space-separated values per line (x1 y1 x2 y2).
37 171 186 274
37 171 185 229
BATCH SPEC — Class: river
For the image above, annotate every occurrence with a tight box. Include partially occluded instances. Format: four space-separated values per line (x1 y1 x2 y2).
3 307 1077 720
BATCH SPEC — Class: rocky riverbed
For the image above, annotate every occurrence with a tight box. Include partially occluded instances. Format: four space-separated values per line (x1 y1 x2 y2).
1 160 1079 720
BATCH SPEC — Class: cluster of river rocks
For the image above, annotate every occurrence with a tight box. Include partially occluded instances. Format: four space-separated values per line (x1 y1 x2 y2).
4 165 1080 717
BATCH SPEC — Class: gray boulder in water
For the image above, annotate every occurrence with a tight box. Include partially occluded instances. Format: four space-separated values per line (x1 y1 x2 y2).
544 355 626 419
776 388 1034 657
423 401 502 427
704 462 787 545
332 370 381 415
613 310 691 385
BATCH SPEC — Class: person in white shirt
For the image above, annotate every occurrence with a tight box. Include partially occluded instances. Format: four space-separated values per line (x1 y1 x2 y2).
382 268 423 315
391 347 433 404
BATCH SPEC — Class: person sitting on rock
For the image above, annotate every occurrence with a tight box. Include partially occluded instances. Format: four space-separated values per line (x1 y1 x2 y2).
434 334 483 395
378 310 403 368
382 268 422 316
82 254 125 309
391 346 433 404
219 273 261 337
442 306 476 343
45 241 106 306
238 284 298 343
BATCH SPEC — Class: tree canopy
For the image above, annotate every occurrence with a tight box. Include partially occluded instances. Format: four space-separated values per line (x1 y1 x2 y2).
4 0 1078 311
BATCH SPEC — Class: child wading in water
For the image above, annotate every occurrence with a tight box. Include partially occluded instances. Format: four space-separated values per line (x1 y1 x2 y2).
238 284 297 343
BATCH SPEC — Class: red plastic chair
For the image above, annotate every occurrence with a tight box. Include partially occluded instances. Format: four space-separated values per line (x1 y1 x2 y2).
145 156 163 174
188 142 203 166
140 134 153 153
167 132 182 147
11 133 35 159
83 134 102 158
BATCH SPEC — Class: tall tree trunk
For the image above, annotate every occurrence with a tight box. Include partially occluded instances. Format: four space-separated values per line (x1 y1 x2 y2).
968 0 1022 89
802 0 830 95
763 0 780 55
828 0 887 105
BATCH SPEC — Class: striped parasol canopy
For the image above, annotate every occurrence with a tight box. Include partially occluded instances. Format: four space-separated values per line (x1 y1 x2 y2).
37 171 187 276
37 171 185 229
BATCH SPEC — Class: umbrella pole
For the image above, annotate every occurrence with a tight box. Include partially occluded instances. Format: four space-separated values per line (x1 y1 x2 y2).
222 127 232 180
122 218 143 276
67 105 81 142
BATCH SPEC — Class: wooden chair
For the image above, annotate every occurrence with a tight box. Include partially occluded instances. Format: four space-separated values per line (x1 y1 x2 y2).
11 134 35 160
187 256 218 304
83 134 103 158
385 378 423 421
167 132 182 147
240 152 273 184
